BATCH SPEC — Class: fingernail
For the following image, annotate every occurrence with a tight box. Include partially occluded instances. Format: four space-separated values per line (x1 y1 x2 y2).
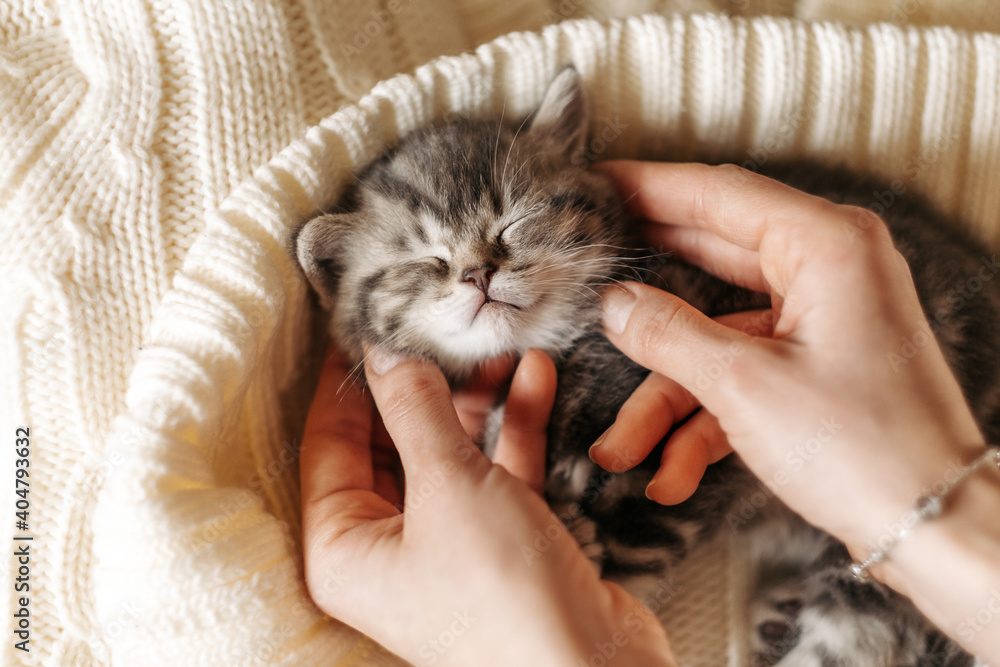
645 472 663 501
602 286 636 335
588 432 607 462
367 347 405 376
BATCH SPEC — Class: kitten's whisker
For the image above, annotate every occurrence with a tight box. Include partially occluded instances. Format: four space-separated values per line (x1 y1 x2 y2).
336 357 368 399
619 185 645 208
492 105 507 199
501 113 533 190
338 319 439 393
527 278 602 299
507 149 535 189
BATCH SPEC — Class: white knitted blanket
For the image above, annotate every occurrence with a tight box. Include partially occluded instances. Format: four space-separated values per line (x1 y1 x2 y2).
3 2 1000 666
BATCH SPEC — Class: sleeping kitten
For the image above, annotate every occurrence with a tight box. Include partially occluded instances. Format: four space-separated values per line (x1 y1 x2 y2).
294 68 997 666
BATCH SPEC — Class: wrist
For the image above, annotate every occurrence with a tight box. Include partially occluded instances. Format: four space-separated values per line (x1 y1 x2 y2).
865 448 1000 659
847 446 1000 580
836 428 987 558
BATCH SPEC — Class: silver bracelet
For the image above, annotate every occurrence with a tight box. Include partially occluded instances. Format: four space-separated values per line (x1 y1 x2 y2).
850 447 1000 583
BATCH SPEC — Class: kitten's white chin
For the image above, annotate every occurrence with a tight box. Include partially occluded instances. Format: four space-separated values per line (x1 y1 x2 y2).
417 288 588 369
475 300 519 319
456 307 523 355
433 304 587 370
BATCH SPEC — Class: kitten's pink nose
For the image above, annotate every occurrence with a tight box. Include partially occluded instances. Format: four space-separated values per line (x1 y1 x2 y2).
463 265 496 294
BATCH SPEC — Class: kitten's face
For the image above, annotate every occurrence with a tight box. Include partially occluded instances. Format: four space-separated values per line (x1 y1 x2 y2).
296 69 628 378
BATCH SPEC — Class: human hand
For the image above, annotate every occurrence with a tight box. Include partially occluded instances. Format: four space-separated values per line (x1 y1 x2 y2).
300 347 675 667
588 161 986 557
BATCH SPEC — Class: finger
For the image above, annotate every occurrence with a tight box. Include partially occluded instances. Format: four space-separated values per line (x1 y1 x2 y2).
643 222 769 294
493 349 557 495
599 160 890 298
600 160 838 249
453 354 518 441
588 372 699 473
601 581 678 666
300 350 399 548
590 310 771 472
646 410 733 505
714 309 776 340
364 348 487 489
301 350 376 505
602 282 763 403
371 415 403 508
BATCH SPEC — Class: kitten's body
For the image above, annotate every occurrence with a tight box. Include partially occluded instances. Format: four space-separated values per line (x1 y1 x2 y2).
296 70 997 666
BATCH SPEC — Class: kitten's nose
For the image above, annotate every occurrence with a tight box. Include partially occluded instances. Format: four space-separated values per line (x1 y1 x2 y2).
463 264 496 293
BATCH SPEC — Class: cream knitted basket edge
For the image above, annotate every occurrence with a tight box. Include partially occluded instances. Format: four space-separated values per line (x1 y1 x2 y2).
91 13 1000 666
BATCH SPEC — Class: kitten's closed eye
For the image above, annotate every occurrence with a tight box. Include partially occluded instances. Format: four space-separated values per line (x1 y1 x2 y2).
497 209 540 245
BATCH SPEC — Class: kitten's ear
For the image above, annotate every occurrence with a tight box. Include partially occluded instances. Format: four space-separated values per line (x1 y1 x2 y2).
293 213 354 305
530 66 589 160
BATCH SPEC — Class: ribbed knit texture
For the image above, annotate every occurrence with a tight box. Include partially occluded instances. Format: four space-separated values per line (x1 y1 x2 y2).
3 3 1000 666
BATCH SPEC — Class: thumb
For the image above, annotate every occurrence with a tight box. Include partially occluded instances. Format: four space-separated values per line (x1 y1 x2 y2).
601 282 758 402
364 348 487 494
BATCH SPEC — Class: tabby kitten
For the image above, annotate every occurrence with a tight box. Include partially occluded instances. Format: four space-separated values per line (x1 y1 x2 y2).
295 69 996 666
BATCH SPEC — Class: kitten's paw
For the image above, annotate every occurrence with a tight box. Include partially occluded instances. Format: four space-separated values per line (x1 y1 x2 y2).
750 586 803 666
